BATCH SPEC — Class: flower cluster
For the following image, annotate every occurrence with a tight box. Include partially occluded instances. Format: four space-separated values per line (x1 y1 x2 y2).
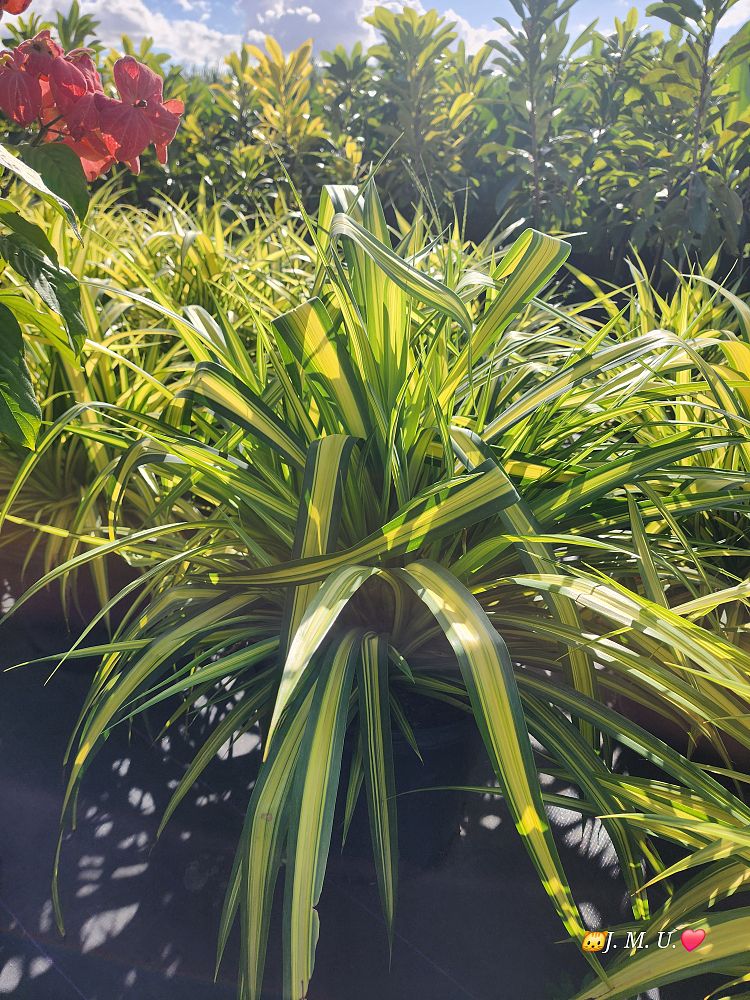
0 0 32 19
0 31 183 179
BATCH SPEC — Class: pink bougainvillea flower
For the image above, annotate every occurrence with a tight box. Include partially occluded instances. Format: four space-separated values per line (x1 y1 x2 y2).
48 55 88 116
37 75 62 128
17 30 63 78
0 0 33 19
65 49 103 95
97 56 183 174
63 90 107 142
0 48 41 125
64 128 116 181
0 41 180 181
49 49 106 140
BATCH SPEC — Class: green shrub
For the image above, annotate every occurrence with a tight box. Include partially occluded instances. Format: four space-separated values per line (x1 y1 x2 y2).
12 2 746 281
6 182 750 1000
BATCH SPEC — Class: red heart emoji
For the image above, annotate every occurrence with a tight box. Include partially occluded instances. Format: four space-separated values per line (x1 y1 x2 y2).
681 929 706 952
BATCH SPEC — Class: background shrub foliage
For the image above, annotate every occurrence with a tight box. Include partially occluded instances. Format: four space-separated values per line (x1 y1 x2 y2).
4 0 750 279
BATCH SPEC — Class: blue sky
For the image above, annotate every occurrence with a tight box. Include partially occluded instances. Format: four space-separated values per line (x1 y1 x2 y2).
26 1 749 65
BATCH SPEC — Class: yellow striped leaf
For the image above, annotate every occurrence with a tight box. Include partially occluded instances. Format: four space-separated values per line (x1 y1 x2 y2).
357 632 398 943
272 300 369 438
394 560 596 964
440 229 570 406
284 628 364 1000
236 460 519 591
280 435 356 657
179 361 307 467
329 212 473 334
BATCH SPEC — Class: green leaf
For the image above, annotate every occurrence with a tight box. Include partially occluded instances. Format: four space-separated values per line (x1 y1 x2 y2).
524 697 651 921
265 565 379 753
672 0 701 20
394 561 596 964
643 861 750 943
0 200 58 261
329 211 473 335
280 435 357 658
0 142 81 239
0 302 40 448
646 2 695 32
272 299 369 438
694 275 750 338
450 427 597 721
483 329 682 443
357 632 398 944
234 677 318 1000
533 434 735 524
131 639 279 723
512 573 750 698
21 143 90 223
64 593 252 812
439 229 570 406
179 361 307 467
236 460 520 594
0 234 85 352
284 628 363 1000
520 674 750 826
342 736 364 846
158 682 274 837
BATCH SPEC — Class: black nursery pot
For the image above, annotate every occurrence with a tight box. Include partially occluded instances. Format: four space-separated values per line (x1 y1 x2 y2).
342 704 473 871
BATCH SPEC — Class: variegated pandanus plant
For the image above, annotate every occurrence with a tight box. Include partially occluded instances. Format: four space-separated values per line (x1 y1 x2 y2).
8 181 750 1000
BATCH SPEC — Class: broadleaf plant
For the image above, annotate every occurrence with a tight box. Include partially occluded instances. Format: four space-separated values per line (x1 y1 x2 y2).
0 28 184 448
0 139 86 446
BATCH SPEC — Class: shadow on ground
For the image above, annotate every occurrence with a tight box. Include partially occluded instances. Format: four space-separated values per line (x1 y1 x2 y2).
0 603 713 999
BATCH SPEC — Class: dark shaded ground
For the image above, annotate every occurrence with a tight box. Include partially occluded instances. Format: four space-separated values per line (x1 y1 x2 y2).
0 605 715 1000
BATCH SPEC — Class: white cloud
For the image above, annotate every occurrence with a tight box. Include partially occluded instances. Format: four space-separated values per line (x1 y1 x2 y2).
244 0 368 48
18 0 509 64
719 0 750 29
444 8 509 52
242 0 507 52
28 0 248 66
258 1 322 25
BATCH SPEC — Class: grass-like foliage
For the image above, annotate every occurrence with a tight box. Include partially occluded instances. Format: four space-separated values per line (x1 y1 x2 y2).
4 181 750 999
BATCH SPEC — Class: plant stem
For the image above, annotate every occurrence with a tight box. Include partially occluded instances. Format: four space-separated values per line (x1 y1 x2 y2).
685 15 715 246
